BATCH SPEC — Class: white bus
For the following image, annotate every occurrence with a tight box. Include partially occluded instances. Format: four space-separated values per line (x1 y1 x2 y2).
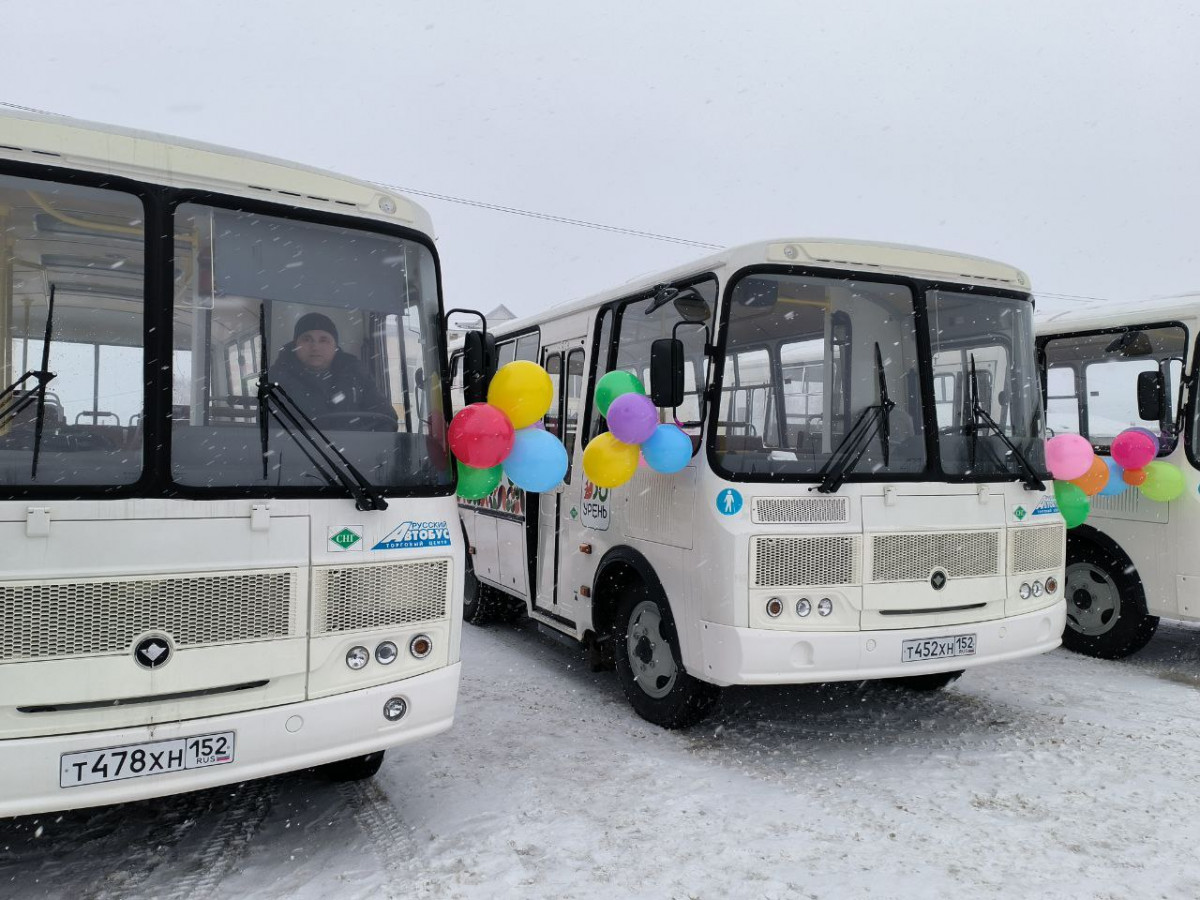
1038 296 1199 658
0 110 467 816
455 238 1067 728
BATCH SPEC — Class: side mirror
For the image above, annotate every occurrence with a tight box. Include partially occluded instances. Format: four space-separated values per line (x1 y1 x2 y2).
463 330 497 405
1137 370 1166 421
650 338 684 408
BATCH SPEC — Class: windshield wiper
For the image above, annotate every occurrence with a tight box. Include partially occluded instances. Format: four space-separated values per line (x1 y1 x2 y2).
967 354 1045 491
255 305 387 511
0 286 57 477
816 343 895 493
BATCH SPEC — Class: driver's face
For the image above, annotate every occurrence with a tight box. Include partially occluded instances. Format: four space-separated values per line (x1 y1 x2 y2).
295 329 337 370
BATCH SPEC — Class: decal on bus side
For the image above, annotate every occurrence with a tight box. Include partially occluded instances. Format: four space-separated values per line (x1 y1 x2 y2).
581 481 611 531
459 479 527 520
372 521 452 550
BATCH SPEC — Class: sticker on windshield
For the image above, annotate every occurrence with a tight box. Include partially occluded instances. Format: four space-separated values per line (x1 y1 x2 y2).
372 521 452 551
716 488 743 516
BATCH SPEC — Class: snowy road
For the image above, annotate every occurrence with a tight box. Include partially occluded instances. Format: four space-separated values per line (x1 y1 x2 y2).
4 620 1200 899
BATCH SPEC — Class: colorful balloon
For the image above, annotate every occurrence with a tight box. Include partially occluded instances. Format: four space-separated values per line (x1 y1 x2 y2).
582 432 640 488
594 370 646 417
1097 457 1129 496
1122 467 1147 487
1139 460 1185 502
1045 433 1095 481
641 424 693 474
456 461 503 500
447 403 515 468
607 393 659 445
1110 428 1158 471
1053 480 1090 529
1070 455 1110 497
503 428 568 493
487 360 554 430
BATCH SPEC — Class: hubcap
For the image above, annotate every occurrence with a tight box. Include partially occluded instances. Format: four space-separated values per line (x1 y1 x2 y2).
1064 561 1121 637
625 600 678 699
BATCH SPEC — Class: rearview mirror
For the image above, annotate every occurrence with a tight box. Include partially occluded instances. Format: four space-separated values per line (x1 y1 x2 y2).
1137 370 1166 421
463 330 497 405
650 338 684 408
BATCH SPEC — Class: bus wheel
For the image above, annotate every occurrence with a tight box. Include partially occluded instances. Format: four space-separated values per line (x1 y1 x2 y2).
614 593 719 729
884 670 963 691
1062 536 1158 659
317 750 384 781
463 551 500 625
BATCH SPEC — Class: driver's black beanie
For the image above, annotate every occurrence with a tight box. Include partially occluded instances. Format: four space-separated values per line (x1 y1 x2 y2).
293 312 339 345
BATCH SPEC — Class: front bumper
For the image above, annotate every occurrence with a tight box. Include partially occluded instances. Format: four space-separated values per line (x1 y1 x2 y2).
698 602 1064 686
0 662 460 818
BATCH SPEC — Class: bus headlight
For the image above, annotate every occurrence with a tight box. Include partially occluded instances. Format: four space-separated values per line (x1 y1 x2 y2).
796 598 812 617
346 646 369 670
383 697 408 722
375 641 398 665
1019 583 1032 600
409 634 433 659
765 598 784 618
1032 580 1044 597
1045 576 1058 594
817 598 833 617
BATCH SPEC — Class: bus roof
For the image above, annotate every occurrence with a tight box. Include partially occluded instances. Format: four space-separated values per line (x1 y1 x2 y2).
486 237 1031 337
0 108 433 235
1037 292 1200 334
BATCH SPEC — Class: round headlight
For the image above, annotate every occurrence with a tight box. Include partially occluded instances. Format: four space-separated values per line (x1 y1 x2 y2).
409 634 433 659
346 646 369 670
796 598 812 617
817 597 833 617
1019 582 1032 600
765 598 784 618
1045 576 1058 594
383 696 408 721
375 641 398 665
1032 580 1044 597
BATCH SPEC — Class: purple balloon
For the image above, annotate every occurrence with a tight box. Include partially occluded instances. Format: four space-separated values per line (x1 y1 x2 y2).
607 393 659 445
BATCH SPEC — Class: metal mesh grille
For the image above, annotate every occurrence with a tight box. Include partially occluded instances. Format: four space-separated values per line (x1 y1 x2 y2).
752 535 860 587
753 497 850 524
313 559 450 633
870 531 1000 582
0 570 296 663
1009 524 1065 574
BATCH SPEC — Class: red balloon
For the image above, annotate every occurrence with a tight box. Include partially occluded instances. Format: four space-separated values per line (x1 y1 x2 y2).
447 403 515 468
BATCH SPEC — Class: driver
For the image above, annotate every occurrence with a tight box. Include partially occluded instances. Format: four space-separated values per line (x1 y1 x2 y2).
270 312 398 430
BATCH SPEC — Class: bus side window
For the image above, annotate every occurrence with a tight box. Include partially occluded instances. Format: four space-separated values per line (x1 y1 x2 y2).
543 352 562 438
449 351 464 413
515 333 539 362
585 308 614 445
563 349 584 482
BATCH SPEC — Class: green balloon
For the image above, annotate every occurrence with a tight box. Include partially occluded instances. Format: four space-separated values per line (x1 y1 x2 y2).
595 370 646 417
456 461 502 500
1140 461 1185 502
1053 480 1090 529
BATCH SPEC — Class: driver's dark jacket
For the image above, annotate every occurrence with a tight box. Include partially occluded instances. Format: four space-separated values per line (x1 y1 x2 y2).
269 345 398 427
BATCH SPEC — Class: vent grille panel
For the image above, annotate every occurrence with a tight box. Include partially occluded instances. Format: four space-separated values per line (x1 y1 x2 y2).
313 559 450 633
871 531 1000 582
1010 524 1065 574
753 497 850 524
0 570 296 663
752 536 860 587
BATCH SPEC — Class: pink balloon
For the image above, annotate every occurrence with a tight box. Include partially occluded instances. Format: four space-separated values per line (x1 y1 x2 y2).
607 393 659 445
1045 433 1095 481
1111 429 1158 471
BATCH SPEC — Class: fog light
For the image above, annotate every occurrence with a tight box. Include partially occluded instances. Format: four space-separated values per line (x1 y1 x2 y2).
817 597 833 617
409 634 433 659
375 641 398 665
1045 576 1058 594
346 646 369 670
765 597 784 618
383 697 407 721
1032 580 1044 597
1019 582 1032 600
796 598 812 617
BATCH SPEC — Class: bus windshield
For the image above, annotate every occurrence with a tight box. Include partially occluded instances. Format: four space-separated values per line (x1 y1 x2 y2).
714 273 927 479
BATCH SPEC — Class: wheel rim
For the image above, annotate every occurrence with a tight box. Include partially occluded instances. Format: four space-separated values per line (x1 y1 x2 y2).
1064 561 1122 637
625 599 678 699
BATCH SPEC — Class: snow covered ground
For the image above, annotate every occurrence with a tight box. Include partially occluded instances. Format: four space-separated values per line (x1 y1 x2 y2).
4 619 1200 899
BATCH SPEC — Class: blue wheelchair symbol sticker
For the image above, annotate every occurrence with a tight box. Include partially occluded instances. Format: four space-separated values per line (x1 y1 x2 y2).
717 489 743 516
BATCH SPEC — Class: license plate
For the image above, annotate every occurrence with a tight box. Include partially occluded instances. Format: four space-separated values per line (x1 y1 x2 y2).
60 731 236 788
901 634 976 663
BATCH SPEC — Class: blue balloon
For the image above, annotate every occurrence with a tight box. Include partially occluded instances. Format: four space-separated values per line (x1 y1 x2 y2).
502 427 568 493
1098 456 1129 496
641 424 693 474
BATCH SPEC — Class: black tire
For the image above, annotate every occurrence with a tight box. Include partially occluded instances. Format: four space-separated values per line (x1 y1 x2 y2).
613 589 719 729
1062 532 1158 659
463 549 501 625
885 670 964 691
317 750 384 781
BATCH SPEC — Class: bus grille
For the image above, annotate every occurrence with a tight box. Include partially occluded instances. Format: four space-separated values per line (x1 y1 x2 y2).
751 535 860 587
312 558 450 633
752 497 850 524
1009 524 1065 574
870 531 1000 582
0 570 297 663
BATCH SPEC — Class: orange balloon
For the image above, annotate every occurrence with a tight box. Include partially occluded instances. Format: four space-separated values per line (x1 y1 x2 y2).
1123 467 1147 486
1071 455 1110 496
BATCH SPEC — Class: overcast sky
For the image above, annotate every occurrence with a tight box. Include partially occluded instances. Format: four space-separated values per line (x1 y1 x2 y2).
3 1 1198 319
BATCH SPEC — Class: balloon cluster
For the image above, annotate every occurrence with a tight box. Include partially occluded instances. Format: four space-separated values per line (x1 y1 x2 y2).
581 371 693 488
448 361 568 498
1044 428 1185 528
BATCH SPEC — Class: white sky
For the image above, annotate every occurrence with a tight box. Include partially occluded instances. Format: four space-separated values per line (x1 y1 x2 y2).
2 1 1198 319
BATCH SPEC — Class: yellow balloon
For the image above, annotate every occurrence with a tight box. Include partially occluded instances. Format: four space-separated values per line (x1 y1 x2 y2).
487 361 554 430
583 433 640 488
